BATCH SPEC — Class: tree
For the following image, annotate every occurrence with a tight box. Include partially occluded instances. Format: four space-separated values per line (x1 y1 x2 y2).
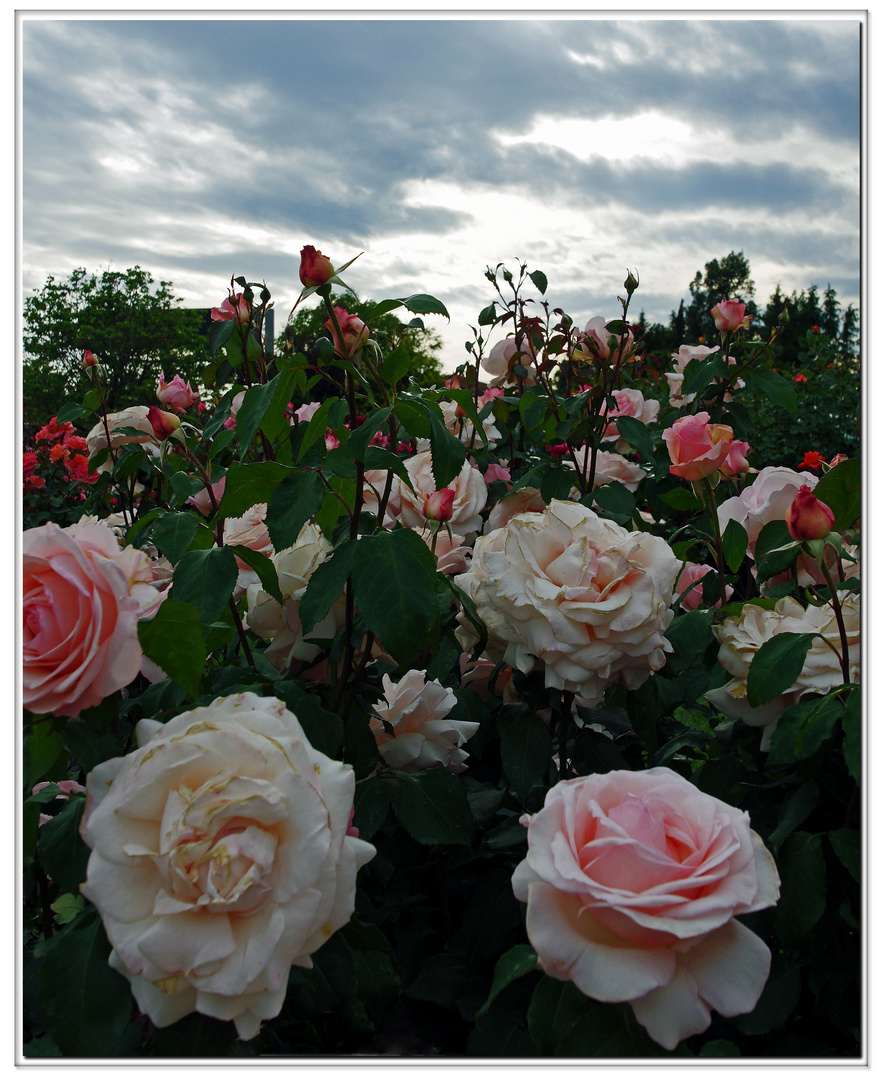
277 291 444 399
23 267 210 434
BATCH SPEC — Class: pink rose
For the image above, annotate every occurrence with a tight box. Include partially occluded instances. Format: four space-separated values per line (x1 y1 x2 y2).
147 406 181 440
187 477 226 517
675 562 733 610
720 439 751 477
581 316 635 364
294 401 322 424
512 768 779 1049
156 373 196 413
395 451 487 536
484 463 512 487
711 299 752 333
717 467 819 552
662 412 734 481
600 388 659 442
23 522 155 717
423 487 455 522
298 245 335 288
482 336 537 384
210 292 249 323
325 307 369 354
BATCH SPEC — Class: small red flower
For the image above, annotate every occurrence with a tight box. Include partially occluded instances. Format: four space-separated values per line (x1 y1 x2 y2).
811 325 820 334
800 451 826 472
794 372 808 384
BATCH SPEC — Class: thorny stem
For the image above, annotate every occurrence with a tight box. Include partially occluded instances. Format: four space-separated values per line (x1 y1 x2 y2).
702 476 730 607
818 552 852 685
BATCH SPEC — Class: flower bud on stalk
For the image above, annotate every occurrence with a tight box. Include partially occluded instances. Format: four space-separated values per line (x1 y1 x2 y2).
424 487 455 522
299 245 335 288
82 349 98 369
787 485 835 541
147 406 182 440
711 299 752 333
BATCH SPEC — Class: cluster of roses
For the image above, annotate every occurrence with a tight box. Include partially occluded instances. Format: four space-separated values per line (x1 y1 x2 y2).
23 415 95 494
22 250 859 1053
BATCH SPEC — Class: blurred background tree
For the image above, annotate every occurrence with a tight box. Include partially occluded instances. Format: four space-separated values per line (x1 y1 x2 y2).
23 266 210 437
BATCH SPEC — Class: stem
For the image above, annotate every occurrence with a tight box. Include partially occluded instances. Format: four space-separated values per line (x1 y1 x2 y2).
228 596 255 667
818 553 852 685
558 691 575 781
701 476 730 606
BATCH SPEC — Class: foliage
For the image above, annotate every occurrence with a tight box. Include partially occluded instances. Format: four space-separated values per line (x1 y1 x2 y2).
23 266 210 433
22 252 862 1061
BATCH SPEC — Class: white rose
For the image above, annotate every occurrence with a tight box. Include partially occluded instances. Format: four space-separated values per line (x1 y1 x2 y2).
706 595 860 749
85 406 160 475
80 692 375 1040
455 500 680 704
566 448 647 494
485 486 546 533
369 669 479 774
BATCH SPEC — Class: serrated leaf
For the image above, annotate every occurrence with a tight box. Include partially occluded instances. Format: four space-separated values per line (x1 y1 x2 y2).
746 631 815 707
841 687 861 782
476 945 539 1018
721 518 749 573
477 302 497 326
25 723 66 790
766 691 843 765
828 827 860 883
766 780 819 850
138 598 207 697
37 797 89 895
234 366 299 456
658 487 704 511
217 460 292 517
389 768 472 845
172 547 238 624
352 776 392 841
62 719 121 775
754 518 800 581
150 511 200 565
775 831 826 948
528 269 548 295
347 405 393 460
207 317 235 356
746 366 797 411
812 458 860 532
56 403 86 424
428 409 467 489
500 708 553 800
401 292 450 319
265 469 326 552
350 530 439 670
614 414 655 459
275 681 344 760
227 545 283 605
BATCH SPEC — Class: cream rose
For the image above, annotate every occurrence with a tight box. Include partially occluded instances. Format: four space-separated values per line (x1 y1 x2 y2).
455 500 680 704
79 692 375 1040
706 594 860 749
23 522 157 717
512 768 779 1049
369 669 479 774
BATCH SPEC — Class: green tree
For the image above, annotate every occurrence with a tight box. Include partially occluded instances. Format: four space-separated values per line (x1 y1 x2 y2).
23 266 210 434
278 291 444 400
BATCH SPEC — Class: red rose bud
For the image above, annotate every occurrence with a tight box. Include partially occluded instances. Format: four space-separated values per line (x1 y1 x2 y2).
147 406 182 440
299 245 335 288
424 487 455 522
324 307 369 354
787 485 835 540
82 349 98 369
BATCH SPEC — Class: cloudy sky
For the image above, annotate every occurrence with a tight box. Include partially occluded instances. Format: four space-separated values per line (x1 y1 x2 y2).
20 14 863 373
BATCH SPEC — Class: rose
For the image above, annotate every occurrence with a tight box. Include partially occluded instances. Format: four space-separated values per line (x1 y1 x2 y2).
395 451 487 536
706 594 860 749
674 562 733 610
423 487 455 522
717 466 819 551
720 439 751 477
581 315 635 363
565 448 647 494
85 406 159 462
82 348 98 369
79 691 376 1040
156 373 196 413
512 768 779 1049
187 477 226 517
662 412 735 481
210 291 249 323
299 245 335 287
484 486 546 533
711 299 752 333
600 388 659 442
787 485 835 540
147 405 182 439
369 670 479 774
413 525 470 576
23 522 157 717
482 335 537 382
325 307 369 354
222 390 247 431
456 500 680 704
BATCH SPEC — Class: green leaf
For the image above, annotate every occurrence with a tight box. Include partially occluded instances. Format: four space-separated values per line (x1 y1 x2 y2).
658 487 704 511
477 302 497 326
401 292 450 319
682 354 730 397
812 458 860 532
394 396 433 440
699 1040 740 1056
150 511 200 565
841 687 861 782
592 482 636 522
664 608 715 673
446 387 488 446
540 464 576 504
775 831 826 948
746 632 815 707
56 403 86 424
298 540 355 636
766 780 819 850
527 977 590 1056
476 945 539 1018
352 776 392 841
766 692 843 765
428 408 467 489
754 519 800 582
441 575 488 662
217 460 292 517
172 546 238 624
62 718 121 774
50 892 86 926
389 768 472 846
528 269 548 295
294 397 335 461
227 545 283 605
347 405 393 460
350 529 440 670
36 911 133 1056
746 366 797 411
614 415 655 459
828 828 860 883
25 722 66 789
379 341 413 385
499 707 553 801
275 681 344 760
265 469 326 552
235 366 299 456
207 316 235 356
138 598 207 698
721 518 749 573
37 797 89 894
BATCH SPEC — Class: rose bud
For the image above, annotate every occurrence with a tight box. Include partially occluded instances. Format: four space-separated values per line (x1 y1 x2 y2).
147 406 182 440
325 307 369 354
423 487 455 522
711 299 752 333
299 245 335 288
787 485 835 540
82 349 98 369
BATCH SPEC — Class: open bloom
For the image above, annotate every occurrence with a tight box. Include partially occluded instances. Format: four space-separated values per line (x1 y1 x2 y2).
512 768 779 1049
600 388 659 442
369 669 478 774
79 692 375 1040
23 522 157 716
663 412 735 481
717 466 819 553
325 307 369 354
456 500 680 704
157 373 197 413
394 451 487 536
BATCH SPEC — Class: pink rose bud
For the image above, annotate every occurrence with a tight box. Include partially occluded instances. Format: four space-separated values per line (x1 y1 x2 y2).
147 406 182 440
828 453 848 469
787 485 835 540
210 293 249 323
325 307 369 354
299 245 335 288
711 299 752 333
156 373 196 413
82 349 98 369
720 439 751 477
423 487 455 522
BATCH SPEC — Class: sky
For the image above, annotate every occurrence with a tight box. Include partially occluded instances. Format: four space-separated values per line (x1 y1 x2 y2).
20 13 863 374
